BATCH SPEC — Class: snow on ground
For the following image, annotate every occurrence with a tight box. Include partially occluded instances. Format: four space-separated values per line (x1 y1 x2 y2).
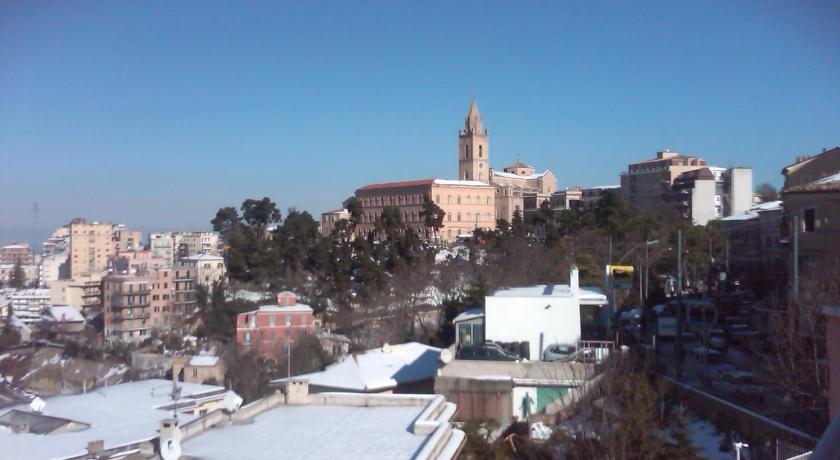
687 416 733 460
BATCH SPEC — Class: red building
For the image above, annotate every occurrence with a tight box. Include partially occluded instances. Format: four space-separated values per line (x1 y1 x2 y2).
236 291 314 356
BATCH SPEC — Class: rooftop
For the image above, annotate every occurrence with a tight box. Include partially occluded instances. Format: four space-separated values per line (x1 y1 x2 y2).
0 379 227 460
785 170 840 193
356 179 434 192
432 179 492 188
281 342 441 392
491 284 574 298
183 392 463 460
491 170 550 180
188 355 221 367
181 253 224 261
256 303 314 313
46 305 85 323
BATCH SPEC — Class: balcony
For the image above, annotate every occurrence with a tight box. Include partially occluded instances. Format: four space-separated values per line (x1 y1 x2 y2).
110 300 150 308
110 314 150 323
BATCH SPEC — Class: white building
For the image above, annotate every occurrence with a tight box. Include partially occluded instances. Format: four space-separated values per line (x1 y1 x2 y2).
4 288 50 325
484 268 607 361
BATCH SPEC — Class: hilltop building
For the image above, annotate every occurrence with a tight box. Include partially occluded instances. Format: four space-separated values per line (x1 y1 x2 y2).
339 98 558 242
236 291 315 356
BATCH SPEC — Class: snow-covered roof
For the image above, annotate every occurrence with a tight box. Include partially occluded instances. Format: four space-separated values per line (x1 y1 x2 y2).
256 304 313 313
182 399 440 460
721 200 783 222
181 253 224 261
492 170 551 180
433 179 492 187
0 379 227 460
491 284 573 298
453 307 485 323
188 355 221 367
284 342 441 392
579 286 608 306
751 200 783 212
47 305 85 323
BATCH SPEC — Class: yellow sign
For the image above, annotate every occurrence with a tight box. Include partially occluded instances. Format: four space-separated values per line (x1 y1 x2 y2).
608 265 634 289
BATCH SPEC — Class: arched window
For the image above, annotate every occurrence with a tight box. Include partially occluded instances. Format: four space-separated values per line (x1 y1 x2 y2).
479 145 483 157
457 213 462 222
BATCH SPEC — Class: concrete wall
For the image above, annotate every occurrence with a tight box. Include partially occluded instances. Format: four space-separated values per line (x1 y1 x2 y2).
485 294 581 360
691 179 718 225
435 375 513 422
729 168 753 216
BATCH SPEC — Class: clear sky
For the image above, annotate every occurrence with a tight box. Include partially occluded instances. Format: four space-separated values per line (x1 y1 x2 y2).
1 1 838 247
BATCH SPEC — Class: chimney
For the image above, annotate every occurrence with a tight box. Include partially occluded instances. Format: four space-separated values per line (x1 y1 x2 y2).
285 378 310 405
570 265 580 297
158 418 182 460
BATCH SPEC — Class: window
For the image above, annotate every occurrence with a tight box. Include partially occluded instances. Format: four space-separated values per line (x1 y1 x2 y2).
447 195 451 204
192 368 198 377
479 145 483 157
457 196 461 204
457 213 462 222
486 197 491 205
269 315 276 326
285 315 292 326
435 195 440 204
803 209 816 232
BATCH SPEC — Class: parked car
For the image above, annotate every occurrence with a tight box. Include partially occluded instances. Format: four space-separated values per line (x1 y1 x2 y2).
543 344 576 362
456 344 519 361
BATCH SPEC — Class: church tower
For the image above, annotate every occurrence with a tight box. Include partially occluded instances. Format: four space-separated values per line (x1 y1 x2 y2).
458 98 489 182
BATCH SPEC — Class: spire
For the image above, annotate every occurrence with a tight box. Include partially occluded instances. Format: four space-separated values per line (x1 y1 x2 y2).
464 97 483 133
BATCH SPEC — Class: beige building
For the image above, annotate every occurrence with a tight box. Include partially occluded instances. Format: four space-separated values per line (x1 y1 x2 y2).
177 254 226 288
103 274 152 344
782 146 840 190
174 231 220 258
173 355 225 384
354 179 495 242
112 225 143 254
69 220 113 278
620 150 707 207
782 172 840 273
320 208 350 236
491 160 557 222
49 272 104 316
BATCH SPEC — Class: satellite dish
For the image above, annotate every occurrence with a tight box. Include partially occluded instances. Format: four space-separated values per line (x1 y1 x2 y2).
29 397 45 413
439 349 453 364
381 343 392 354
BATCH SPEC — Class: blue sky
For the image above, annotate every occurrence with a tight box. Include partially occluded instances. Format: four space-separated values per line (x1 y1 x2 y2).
1 1 838 246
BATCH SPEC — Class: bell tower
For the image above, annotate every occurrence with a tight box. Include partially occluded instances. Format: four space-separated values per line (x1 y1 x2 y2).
458 98 489 183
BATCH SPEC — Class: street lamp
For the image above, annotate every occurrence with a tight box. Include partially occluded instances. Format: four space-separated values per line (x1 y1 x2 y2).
733 441 748 460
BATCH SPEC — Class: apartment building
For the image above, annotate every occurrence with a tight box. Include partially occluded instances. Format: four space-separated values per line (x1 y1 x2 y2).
319 208 350 236
236 291 314 357
174 232 220 258
112 225 143 254
149 232 176 265
620 150 707 207
5 289 50 325
782 146 840 190
172 263 198 325
0 242 35 265
665 166 753 225
177 254 226 288
103 275 152 343
69 220 113 278
49 272 104 317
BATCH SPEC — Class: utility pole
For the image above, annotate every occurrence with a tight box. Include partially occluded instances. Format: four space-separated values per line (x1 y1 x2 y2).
675 229 684 378
792 215 799 304
644 242 650 303
608 236 612 265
